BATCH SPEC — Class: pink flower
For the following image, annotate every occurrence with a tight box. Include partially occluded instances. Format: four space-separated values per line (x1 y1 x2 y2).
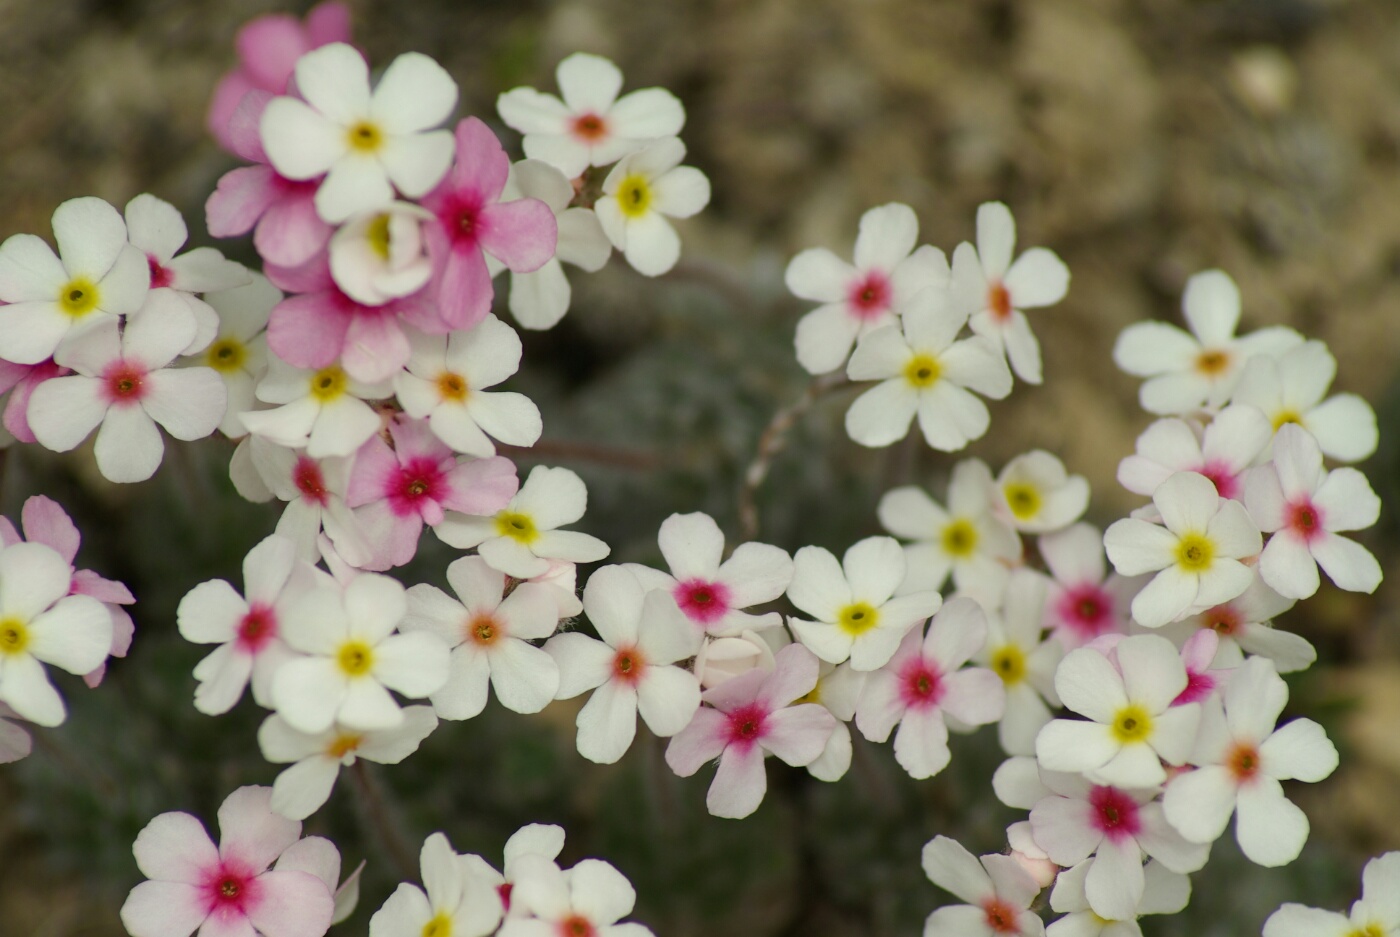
206 2 352 151
422 117 558 331
120 785 335 937
346 417 518 570
0 358 69 444
665 643 837 819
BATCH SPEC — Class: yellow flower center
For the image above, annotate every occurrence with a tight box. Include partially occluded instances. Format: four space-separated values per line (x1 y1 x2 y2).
326 732 362 759
1175 533 1214 573
1348 925 1385 937
1003 483 1041 521
0 618 29 656
795 682 823 705
422 912 453 937
941 518 978 558
59 277 100 318
309 366 348 402
1272 409 1302 430
1111 704 1153 743
346 120 384 153
990 645 1026 685
336 640 375 677
837 602 879 636
366 213 393 260
616 174 653 218
204 338 248 373
495 511 539 544
436 371 468 403
1194 348 1231 377
903 354 941 388
467 613 500 646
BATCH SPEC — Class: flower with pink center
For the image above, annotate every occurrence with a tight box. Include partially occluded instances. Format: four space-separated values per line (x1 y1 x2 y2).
947 201 1071 385
206 2 351 152
921 835 1045 937
666 642 838 819
623 511 793 638
543 565 700 764
1117 404 1273 502
177 534 324 715
346 417 518 570
855 598 1006 779
27 296 226 483
1165 629 1230 710
1163 656 1337 866
0 495 136 687
1245 423 1382 599
206 90 335 269
785 202 950 375
1027 771 1208 922
499 853 655 937
421 117 558 331
455 823 565 920
119 785 335 937
1159 573 1312 674
1038 523 1138 649
264 253 445 385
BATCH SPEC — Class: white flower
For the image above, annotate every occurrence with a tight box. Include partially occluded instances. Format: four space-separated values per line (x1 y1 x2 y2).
1158 574 1311 673
402 556 560 720
787 536 943 671
500 855 653 937
0 196 149 364
543 565 700 764
185 273 279 439
1035 633 1202 788
261 43 458 222
974 569 1063 756
1263 852 1400 937
1113 269 1303 415
496 52 685 179
259 706 438 821
948 201 1070 385
1046 859 1190 935
240 355 390 459
844 288 1012 451
1245 423 1382 599
1162 657 1336 866
369 832 502 937
394 317 542 457
0 543 112 726
1103 471 1261 628
328 202 433 305
435 465 609 579
595 138 709 276
28 297 226 483
922 835 1045 937
785 202 950 375
994 450 1090 533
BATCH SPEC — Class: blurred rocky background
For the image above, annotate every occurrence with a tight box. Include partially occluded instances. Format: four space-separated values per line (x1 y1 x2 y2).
1 0 1398 934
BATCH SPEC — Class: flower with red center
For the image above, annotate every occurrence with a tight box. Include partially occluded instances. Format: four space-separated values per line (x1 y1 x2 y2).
1169 629 1225 707
422 117 557 331
1118 405 1272 503
624 511 792 638
544 565 700 764
666 643 836 818
503 853 654 937
120 786 334 937
1161 574 1313 675
1245 423 1382 600
786 202 950 375
1163 656 1338 867
295 456 330 506
178 534 319 715
347 416 518 570
920 835 1044 937
856 599 1004 779
1037 524 1134 649
1088 784 1142 842
235 438 372 567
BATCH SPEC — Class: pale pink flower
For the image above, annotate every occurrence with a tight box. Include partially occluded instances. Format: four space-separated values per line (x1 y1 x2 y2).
543 564 700 764
1117 405 1273 501
421 117 558 330
456 823 566 919
119 785 334 937
346 417 518 570
496 51 685 179
785 202 950 375
1038 523 1138 649
500 854 654 937
948 201 1071 385
921 835 1045 937
1159 574 1311 674
665 643 837 819
623 511 793 638
1245 423 1382 599
29 297 226 483
0 358 68 444
0 702 31 763
855 598 1005 779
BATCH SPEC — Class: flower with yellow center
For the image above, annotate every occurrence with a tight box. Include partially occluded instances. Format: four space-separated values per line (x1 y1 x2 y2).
595 137 711 277
366 832 503 937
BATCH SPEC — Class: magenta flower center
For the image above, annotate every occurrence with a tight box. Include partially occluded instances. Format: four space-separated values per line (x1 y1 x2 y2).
497 881 514 910
147 254 174 289
1088 785 1142 842
293 457 329 506
440 193 486 249
236 603 278 653
389 456 446 517
898 658 944 709
1055 583 1114 641
201 858 262 916
673 578 732 627
1286 499 1323 542
726 702 769 748
847 271 891 319
1197 460 1239 500
1172 667 1216 706
101 360 148 406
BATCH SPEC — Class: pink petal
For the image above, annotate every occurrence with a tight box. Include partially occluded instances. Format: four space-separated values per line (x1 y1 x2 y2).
707 742 767 818
479 199 558 273
664 706 729 776
266 293 349 370
244 869 334 937
217 786 301 871
255 190 333 268
20 494 79 561
134 811 220 883
434 244 493 331
121 880 211 937
447 117 510 202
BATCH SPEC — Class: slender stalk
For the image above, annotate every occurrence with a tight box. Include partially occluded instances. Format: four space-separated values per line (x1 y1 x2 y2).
499 438 661 471
738 373 849 541
348 759 417 880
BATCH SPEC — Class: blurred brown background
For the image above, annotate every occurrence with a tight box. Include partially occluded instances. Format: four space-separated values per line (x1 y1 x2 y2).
1 0 1398 934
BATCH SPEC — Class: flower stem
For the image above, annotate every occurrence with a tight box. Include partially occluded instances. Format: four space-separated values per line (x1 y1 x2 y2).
348 759 417 880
